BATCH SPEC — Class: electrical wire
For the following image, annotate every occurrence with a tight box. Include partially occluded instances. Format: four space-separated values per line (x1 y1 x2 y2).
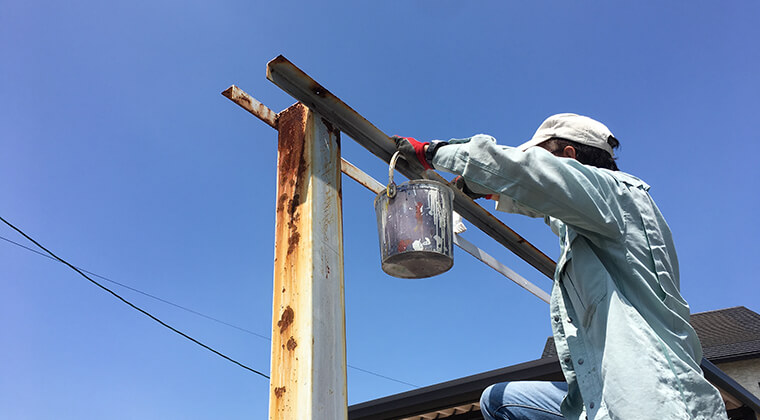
345 364 417 388
0 235 271 341
0 215 270 379
0 229 419 388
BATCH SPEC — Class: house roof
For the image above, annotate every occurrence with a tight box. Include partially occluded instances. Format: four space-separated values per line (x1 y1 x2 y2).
349 306 760 419
541 306 760 362
692 306 760 362
348 357 564 420
348 356 760 419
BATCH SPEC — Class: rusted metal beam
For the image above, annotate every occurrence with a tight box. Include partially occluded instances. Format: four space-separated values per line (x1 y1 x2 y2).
340 159 385 194
221 86 389 197
270 103 347 419
222 85 279 129
266 55 557 279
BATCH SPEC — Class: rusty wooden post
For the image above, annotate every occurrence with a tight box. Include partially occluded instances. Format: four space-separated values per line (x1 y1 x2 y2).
270 103 347 419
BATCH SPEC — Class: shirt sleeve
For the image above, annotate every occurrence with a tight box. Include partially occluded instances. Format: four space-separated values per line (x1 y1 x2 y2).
431 134 624 239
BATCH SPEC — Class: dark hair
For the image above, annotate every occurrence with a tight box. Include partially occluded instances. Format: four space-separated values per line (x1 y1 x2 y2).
540 136 620 171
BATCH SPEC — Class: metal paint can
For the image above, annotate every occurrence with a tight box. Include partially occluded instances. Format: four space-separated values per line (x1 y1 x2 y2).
374 153 454 278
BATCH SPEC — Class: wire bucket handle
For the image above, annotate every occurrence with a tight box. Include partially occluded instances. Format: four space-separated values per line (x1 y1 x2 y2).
386 151 402 198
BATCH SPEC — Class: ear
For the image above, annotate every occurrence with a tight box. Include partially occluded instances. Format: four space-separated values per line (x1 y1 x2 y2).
561 145 577 160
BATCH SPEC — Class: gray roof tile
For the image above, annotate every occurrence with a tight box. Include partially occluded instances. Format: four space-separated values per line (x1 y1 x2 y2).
541 306 760 361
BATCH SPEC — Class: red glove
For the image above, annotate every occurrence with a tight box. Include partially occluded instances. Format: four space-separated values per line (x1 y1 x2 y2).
392 136 432 171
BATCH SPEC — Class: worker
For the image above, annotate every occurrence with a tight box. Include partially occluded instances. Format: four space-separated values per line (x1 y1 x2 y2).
393 114 727 419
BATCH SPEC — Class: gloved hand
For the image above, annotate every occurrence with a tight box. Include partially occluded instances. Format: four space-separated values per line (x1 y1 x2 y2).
392 136 432 172
453 176 493 200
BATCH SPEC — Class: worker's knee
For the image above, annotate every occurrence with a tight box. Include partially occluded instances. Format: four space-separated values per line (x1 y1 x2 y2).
480 381 566 420
480 382 511 420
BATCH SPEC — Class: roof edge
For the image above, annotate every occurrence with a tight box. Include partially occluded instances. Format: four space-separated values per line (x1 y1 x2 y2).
349 357 760 420
348 357 563 420
701 358 760 413
691 305 747 316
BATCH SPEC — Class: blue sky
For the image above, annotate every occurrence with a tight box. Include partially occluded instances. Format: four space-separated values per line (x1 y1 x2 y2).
2 2 758 419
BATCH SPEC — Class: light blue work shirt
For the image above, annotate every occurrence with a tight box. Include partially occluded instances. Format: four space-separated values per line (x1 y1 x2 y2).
432 134 727 420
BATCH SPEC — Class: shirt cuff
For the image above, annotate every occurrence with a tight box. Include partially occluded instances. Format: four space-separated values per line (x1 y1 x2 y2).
425 140 449 168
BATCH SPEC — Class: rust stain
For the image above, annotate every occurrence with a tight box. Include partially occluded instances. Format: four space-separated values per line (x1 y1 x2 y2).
398 239 412 252
286 194 302 231
221 86 235 98
296 156 307 182
276 104 309 259
276 104 308 191
289 193 301 216
320 117 336 134
277 193 288 212
287 231 300 256
238 95 252 106
277 306 294 333
286 337 298 351
415 202 424 224
274 386 286 398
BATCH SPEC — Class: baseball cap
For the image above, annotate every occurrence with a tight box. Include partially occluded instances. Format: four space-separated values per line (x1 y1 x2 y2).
517 113 616 157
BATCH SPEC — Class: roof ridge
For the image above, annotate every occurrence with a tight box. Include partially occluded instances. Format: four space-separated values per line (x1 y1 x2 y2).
692 306 747 316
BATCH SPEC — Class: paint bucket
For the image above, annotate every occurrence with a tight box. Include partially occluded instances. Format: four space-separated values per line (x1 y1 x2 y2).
374 152 454 278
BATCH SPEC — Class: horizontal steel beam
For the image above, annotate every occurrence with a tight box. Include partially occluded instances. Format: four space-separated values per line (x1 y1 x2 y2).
340 159 385 195
266 55 556 279
222 85 279 129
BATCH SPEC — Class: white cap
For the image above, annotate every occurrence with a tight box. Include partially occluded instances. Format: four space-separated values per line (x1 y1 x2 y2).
517 113 616 157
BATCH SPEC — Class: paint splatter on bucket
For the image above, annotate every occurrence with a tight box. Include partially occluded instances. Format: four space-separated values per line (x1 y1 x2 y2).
374 179 454 278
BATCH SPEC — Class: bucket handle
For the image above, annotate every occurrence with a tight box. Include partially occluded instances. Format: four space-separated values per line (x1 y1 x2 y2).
386 151 402 198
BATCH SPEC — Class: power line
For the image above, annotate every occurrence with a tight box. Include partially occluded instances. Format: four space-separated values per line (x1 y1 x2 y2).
346 364 417 388
0 231 419 388
0 215 269 379
0 235 271 341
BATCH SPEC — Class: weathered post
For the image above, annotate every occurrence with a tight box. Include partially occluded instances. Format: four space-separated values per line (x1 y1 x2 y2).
269 103 347 419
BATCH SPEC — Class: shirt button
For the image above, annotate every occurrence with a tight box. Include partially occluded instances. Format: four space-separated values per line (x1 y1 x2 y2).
590 402 595 409
578 358 584 365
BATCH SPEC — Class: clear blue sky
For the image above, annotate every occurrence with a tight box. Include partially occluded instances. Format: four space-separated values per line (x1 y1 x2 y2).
2 2 758 419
